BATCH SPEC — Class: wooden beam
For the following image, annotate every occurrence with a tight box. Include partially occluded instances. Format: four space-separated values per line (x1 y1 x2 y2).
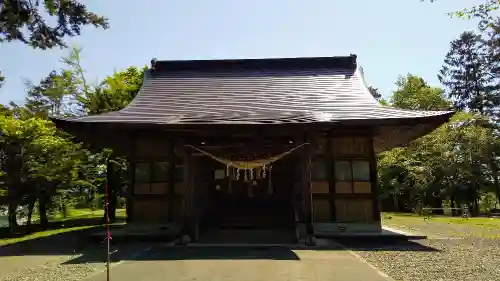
168 138 175 222
183 143 195 238
327 129 336 221
126 133 136 223
368 134 381 222
131 194 169 200
301 132 315 245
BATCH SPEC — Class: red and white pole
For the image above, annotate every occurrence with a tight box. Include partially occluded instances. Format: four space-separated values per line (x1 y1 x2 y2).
105 179 112 281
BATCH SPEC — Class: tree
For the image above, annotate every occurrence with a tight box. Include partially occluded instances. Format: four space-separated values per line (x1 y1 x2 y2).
78 66 147 115
424 0 500 29
439 31 495 116
78 66 146 222
0 0 108 49
391 74 450 110
368 86 382 100
24 69 78 117
377 72 500 215
485 18 500 79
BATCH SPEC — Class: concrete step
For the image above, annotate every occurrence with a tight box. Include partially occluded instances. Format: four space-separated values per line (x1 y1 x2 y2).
198 228 296 244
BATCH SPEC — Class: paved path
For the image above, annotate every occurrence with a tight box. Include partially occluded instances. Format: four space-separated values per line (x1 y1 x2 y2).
86 242 393 281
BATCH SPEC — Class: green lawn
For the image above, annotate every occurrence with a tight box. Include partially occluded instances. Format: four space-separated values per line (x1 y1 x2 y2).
37 208 126 222
0 208 126 247
382 212 500 226
0 225 99 246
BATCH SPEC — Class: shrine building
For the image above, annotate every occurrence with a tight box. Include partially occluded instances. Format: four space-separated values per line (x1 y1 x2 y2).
52 55 453 244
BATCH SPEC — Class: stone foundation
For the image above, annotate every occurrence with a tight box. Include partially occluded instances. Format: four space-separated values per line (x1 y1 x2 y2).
298 222 382 236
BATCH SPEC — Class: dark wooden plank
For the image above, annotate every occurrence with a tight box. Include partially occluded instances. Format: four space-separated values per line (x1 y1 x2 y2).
168 138 175 222
327 129 336 221
368 135 381 222
183 143 195 238
301 132 314 243
333 193 374 200
126 133 137 223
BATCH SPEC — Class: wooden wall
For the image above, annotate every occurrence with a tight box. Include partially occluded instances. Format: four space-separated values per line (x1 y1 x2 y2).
311 135 377 223
127 130 379 226
129 133 185 224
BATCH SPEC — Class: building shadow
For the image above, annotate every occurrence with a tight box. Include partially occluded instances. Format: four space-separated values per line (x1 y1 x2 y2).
331 239 441 252
61 237 440 265
64 245 302 264
1 224 440 262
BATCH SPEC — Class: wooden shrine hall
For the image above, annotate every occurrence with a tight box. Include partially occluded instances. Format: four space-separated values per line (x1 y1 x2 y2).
52 55 453 244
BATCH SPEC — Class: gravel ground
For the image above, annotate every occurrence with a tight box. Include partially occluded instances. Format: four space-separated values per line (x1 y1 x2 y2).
349 217 500 281
0 254 103 281
2 217 499 281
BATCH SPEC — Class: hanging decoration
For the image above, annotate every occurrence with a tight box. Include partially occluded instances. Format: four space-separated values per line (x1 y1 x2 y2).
185 143 308 196
185 143 308 178
267 166 273 194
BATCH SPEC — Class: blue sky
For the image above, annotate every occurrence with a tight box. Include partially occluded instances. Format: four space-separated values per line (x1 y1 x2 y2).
0 0 480 105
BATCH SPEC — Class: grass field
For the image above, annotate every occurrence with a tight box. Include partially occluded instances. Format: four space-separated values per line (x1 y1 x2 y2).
382 211 500 238
0 208 126 247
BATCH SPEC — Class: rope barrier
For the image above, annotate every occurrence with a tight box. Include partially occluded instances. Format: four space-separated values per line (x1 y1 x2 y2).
184 143 309 171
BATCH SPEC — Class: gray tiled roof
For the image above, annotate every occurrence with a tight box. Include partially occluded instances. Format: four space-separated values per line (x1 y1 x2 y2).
56 56 452 125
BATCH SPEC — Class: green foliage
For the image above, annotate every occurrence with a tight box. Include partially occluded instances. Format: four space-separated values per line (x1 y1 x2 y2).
424 0 500 29
378 71 500 214
78 66 147 115
0 0 108 49
439 31 496 115
0 48 145 230
368 86 382 101
24 69 79 117
390 74 450 110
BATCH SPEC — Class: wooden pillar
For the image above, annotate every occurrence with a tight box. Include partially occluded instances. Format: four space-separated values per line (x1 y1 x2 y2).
369 134 381 223
327 130 336 221
302 132 315 245
182 145 195 239
167 138 175 222
126 133 136 223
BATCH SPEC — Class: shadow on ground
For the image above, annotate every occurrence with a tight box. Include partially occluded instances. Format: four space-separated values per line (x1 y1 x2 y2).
0 218 126 257
1 222 440 262
60 238 440 265
65 246 303 264
337 240 441 252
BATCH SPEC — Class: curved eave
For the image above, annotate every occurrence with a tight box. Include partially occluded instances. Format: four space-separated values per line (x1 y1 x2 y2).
50 111 454 130
373 111 455 153
51 111 455 155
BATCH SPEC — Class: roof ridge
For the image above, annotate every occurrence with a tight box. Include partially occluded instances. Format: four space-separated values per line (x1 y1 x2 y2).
150 55 357 73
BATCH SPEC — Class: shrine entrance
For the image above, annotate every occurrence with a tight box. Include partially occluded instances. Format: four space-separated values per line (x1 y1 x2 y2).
190 142 305 243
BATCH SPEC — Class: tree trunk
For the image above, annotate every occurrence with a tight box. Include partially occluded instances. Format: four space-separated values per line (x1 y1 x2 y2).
26 197 36 232
104 157 118 223
392 193 398 212
489 157 500 207
8 200 18 232
6 163 19 232
7 181 19 233
429 196 443 214
450 198 457 216
38 191 49 229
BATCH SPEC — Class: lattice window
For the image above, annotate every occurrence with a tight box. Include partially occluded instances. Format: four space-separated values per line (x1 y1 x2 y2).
334 160 371 194
311 156 329 181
